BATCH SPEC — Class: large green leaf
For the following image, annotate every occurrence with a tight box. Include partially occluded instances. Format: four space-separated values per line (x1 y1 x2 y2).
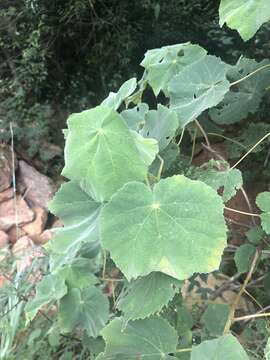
191 334 249 360
192 160 243 202
58 286 109 338
100 175 227 281
100 317 178 359
102 78 137 110
219 0 270 41
62 106 148 202
48 181 102 272
210 58 270 125
256 192 270 234
141 42 207 95
141 105 179 151
117 272 182 325
25 274 67 321
169 56 230 128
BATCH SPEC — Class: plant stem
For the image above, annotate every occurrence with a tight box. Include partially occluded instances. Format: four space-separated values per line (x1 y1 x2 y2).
157 154 164 181
234 312 270 322
175 348 192 353
177 127 185 146
230 63 270 87
195 119 210 147
208 132 247 149
224 207 260 217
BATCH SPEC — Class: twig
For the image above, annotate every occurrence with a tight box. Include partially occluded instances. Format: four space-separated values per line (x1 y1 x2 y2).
224 207 260 217
230 63 270 87
157 154 164 181
195 119 210 147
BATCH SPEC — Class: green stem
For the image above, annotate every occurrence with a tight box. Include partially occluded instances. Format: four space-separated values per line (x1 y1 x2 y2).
230 63 270 87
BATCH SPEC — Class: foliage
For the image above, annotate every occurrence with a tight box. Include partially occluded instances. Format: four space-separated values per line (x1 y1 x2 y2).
2 2 270 360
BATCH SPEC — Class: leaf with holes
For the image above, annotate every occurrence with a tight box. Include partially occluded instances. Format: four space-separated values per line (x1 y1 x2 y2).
25 274 67 322
100 317 178 359
58 286 109 338
191 334 249 360
130 130 159 166
169 55 230 128
141 105 179 151
219 0 270 41
48 181 102 272
210 58 270 125
117 272 182 326
256 192 270 234
62 106 148 202
121 103 149 131
141 42 207 95
102 78 137 110
100 175 227 281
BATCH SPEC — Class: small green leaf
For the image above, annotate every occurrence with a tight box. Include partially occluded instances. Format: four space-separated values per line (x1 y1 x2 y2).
256 192 270 234
234 244 256 274
141 42 206 95
58 286 109 338
246 226 264 245
121 103 149 130
202 303 230 336
25 274 67 321
219 0 270 41
130 130 159 166
62 106 148 201
169 56 230 128
100 175 227 280
191 334 249 360
48 182 102 272
102 78 137 110
265 337 270 360
117 272 182 325
141 105 179 151
100 317 178 359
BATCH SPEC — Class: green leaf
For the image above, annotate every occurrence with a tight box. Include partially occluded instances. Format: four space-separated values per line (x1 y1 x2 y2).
48 181 102 272
62 106 148 202
100 317 178 359
192 160 243 202
102 78 137 110
58 257 98 289
130 130 159 166
219 0 270 41
234 244 256 274
265 337 270 360
117 272 182 325
100 175 227 281
121 103 149 131
210 58 270 125
246 226 264 245
191 334 249 360
150 142 180 178
58 286 109 338
25 274 67 321
169 56 230 128
141 42 207 95
141 105 179 151
256 192 270 234
202 303 230 336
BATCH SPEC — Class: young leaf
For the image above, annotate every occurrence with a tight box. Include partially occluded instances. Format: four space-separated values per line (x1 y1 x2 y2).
141 105 179 151
100 175 227 281
210 58 270 125
117 272 182 325
256 192 270 234
202 303 230 336
100 317 178 359
102 78 137 110
141 42 207 95
48 181 102 272
192 161 243 202
191 333 249 360
219 0 270 41
25 274 67 321
169 56 230 128
58 286 109 338
62 106 148 202
234 244 256 274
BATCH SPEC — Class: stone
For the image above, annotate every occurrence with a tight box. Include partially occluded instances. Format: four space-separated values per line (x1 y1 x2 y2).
23 207 48 237
0 188 14 203
12 236 43 273
17 160 56 209
31 229 53 245
0 196 34 231
7 226 26 244
0 230 9 248
0 145 17 192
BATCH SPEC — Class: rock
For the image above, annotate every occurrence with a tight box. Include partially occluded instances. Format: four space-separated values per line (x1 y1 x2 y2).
0 145 17 192
0 230 9 248
23 207 48 237
31 229 53 245
7 226 26 244
17 160 56 209
52 218 64 228
12 235 43 273
0 188 14 203
0 196 34 231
